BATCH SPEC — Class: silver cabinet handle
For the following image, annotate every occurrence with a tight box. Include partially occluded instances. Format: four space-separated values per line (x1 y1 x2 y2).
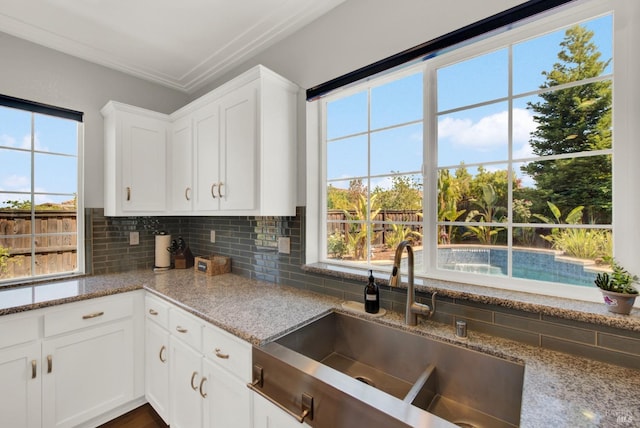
247 364 313 423
82 311 104 320
159 345 167 363
248 381 313 423
148 309 158 316
176 326 188 333
126 186 131 201
211 183 217 199
218 182 224 198
190 371 199 390
185 187 191 201
31 360 37 379
47 355 53 374
199 376 208 398
214 348 229 359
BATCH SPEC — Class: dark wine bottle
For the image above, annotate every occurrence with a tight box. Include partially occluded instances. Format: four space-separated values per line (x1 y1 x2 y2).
364 270 379 314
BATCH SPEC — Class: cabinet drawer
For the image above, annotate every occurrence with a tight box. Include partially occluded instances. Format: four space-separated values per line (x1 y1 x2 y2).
0 314 39 349
203 324 252 382
44 294 133 337
169 308 203 350
145 294 170 329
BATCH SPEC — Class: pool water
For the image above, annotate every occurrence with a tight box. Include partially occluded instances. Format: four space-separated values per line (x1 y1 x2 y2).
438 247 596 287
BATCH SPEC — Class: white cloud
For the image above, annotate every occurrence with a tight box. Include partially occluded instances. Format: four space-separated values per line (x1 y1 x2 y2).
0 134 18 147
2 174 29 191
438 108 536 154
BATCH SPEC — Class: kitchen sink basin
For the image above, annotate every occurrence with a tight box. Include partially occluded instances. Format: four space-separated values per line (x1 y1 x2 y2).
252 312 524 427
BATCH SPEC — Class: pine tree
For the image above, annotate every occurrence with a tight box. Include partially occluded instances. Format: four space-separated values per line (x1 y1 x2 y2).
522 25 612 223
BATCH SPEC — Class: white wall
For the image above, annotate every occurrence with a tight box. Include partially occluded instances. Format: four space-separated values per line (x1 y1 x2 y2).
0 32 189 208
190 0 528 205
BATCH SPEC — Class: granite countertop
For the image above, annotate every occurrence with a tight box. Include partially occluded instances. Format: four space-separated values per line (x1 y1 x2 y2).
0 269 638 427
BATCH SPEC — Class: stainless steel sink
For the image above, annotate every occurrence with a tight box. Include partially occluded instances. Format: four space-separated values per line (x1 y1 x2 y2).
251 312 524 428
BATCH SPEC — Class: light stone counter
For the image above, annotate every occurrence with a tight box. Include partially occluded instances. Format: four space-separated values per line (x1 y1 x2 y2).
0 269 638 427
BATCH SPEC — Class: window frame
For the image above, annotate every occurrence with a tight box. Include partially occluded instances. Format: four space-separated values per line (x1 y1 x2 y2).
307 0 634 303
0 95 85 285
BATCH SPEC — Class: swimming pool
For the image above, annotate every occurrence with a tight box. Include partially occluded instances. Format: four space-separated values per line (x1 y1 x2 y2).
438 247 597 287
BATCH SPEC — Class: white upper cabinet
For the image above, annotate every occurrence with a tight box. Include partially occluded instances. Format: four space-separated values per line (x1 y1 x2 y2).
192 101 221 212
103 65 298 217
169 116 194 212
102 102 170 216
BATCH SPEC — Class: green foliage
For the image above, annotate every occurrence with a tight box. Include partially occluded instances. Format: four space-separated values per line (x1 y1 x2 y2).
463 184 506 244
3 200 31 210
534 201 611 260
594 258 638 294
513 199 536 246
373 175 422 211
327 231 348 259
523 24 612 223
343 193 380 260
385 224 422 250
551 228 611 260
438 169 466 244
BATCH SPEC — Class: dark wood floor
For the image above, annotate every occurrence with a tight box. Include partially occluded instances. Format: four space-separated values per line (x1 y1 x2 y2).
98 404 168 428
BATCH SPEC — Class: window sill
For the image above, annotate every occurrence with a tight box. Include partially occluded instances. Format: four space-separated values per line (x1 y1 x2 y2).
301 263 640 332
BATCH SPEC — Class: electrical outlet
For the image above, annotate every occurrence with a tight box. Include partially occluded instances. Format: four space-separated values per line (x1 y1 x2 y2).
129 231 139 245
278 237 290 254
210 230 216 243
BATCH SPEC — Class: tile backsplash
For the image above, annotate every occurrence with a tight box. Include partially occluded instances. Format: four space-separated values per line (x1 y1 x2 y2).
88 207 640 370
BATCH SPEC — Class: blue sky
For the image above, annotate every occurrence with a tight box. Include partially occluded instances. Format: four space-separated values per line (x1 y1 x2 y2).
0 107 78 207
326 14 612 191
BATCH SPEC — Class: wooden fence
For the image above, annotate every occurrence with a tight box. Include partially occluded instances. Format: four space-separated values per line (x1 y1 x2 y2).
327 210 423 246
0 210 77 279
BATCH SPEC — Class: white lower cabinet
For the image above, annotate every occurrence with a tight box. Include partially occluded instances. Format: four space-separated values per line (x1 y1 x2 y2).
202 355 253 428
144 319 170 424
170 335 205 428
252 393 311 428
0 291 143 428
0 342 42 428
42 320 135 428
145 301 253 428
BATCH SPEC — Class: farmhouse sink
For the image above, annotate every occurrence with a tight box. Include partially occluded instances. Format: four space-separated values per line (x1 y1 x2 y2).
251 312 524 428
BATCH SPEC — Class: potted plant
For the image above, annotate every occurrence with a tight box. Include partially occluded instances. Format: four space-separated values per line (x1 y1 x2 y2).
594 258 639 315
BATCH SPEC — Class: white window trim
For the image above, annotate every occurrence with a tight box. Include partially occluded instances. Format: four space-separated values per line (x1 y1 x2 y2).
307 0 639 304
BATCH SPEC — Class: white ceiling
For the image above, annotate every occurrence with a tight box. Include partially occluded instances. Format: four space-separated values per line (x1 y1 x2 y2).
0 0 345 93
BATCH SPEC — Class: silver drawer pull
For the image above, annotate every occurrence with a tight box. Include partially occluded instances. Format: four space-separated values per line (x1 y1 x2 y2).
214 348 229 359
159 345 167 363
247 364 313 423
248 382 313 423
148 309 159 316
190 371 199 390
31 360 37 379
82 311 104 320
199 377 208 398
176 326 188 333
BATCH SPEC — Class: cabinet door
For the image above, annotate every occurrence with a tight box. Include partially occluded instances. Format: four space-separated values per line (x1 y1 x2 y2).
42 320 135 428
218 81 258 212
169 116 194 212
121 113 168 213
0 342 41 428
252 393 311 428
169 337 204 428
194 102 221 211
203 358 252 428
145 320 170 424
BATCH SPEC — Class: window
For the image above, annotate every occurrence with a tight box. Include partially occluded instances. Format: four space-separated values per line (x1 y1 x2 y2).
0 96 83 284
310 0 631 300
